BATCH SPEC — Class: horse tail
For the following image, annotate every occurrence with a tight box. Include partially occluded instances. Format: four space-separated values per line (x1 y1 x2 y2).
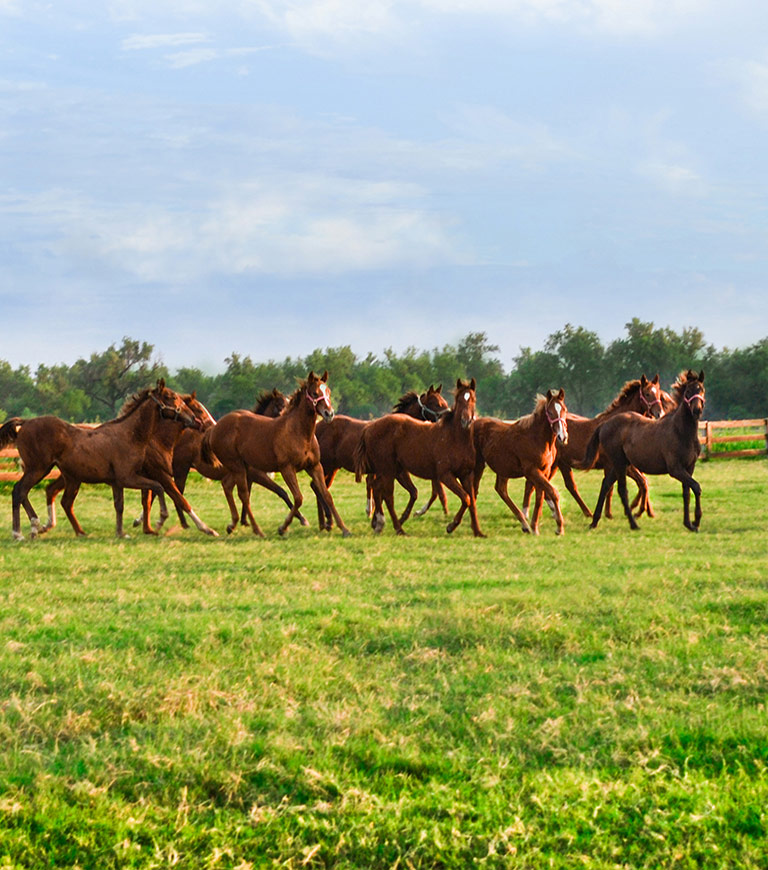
580 426 602 470
353 430 369 483
0 418 23 450
199 427 222 470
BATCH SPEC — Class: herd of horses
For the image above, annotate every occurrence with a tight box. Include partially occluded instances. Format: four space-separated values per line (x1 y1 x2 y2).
0 368 706 541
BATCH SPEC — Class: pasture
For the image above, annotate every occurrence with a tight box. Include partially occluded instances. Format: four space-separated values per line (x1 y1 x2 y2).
1 459 767 868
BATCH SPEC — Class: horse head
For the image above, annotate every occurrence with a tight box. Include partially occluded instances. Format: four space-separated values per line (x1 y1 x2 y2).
638 374 664 419
151 380 201 429
681 370 706 418
253 388 289 418
182 391 216 430
418 383 449 421
305 370 334 422
544 388 568 445
454 378 477 429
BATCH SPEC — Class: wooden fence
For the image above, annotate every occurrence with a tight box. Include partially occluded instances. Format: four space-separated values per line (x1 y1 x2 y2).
1 418 766 481
698 418 768 460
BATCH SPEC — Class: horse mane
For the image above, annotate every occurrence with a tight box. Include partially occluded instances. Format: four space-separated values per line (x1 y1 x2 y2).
287 379 309 410
392 391 419 413
671 370 701 403
252 388 285 414
514 395 548 431
603 379 643 414
113 386 154 422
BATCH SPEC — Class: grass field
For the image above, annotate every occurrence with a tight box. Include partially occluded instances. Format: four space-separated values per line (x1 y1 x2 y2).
1 458 767 868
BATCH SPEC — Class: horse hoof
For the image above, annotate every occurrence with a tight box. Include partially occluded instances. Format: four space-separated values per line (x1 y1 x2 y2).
207 529 220 537
342 529 352 538
277 527 286 537
300 517 310 527
12 532 24 542
226 524 235 535
132 518 141 528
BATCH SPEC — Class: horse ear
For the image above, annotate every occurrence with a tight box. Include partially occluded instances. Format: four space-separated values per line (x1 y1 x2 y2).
436 383 442 393
699 369 705 383
191 390 197 400
652 374 660 384
641 374 648 386
321 370 328 383
456 378 463 390
558 388 565 400
157 378 165 390
469 377 476 391
546 389 554 400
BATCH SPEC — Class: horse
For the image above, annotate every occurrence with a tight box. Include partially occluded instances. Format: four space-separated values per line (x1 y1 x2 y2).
314 384 450 531
521 374 666 521
472 389 569 535
132 388 309 533
0 380 218 540
200 371 351 537
583 370 705 531
354 379 484 537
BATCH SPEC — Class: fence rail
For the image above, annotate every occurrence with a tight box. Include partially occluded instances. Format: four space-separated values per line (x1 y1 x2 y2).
1 418 766 481
698 418 768 460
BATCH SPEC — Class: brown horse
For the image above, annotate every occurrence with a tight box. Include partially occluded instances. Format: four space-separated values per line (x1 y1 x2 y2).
314 384 450 530
472 389 569 535
354 379 484 537
522 374 666 521
584 370 705 531
0 380 218 540
40 391 217 536
201 371 350 537
134 388 308 533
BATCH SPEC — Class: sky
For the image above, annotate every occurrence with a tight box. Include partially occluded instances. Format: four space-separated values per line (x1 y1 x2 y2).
1 0 768 374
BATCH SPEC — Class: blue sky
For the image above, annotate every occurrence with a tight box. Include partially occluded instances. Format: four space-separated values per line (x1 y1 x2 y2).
2 0 767 373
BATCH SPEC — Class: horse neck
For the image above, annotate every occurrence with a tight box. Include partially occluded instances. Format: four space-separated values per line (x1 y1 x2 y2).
671 396 700 437
596 389 641 421
285 395 319 440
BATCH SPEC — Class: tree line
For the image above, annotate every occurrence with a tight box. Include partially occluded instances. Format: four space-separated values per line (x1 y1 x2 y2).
1 320 766 424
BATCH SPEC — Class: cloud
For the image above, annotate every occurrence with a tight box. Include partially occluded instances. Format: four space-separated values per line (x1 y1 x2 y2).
733 58 768 118
1 175 465 284
121 32 209 50
637 161 706 196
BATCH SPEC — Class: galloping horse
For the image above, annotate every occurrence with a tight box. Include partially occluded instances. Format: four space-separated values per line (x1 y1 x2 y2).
136 388 308 533
41 391 217 536
314 384 450 530
584 370 705 531
521 374 666 521
472 389 569 535
201 371 350 537
0 380 218 540
354 379 484 537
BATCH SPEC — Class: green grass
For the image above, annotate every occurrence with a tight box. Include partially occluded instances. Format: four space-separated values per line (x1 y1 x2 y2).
1 460 767 868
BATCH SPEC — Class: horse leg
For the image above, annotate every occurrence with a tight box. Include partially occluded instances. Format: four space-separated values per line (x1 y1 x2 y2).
251 470 311 528
276 466 303 536
60 480 86 537
41 475 66 533
628 467 653 518
11 470 49 540
494 475 531 533
527 470 564 535
589 470 617 529
112 486 128 538
365 473 376 518
220 475 242 534
395 471 418 526
369 476 385 532
310 479 332 532
558 464 592 518
670 468 702 531
378 475 404 535
414 480 448 517
457 471 485 538
442 473 483 537
174 468 190 527
615 468 640 530
307 463 351 537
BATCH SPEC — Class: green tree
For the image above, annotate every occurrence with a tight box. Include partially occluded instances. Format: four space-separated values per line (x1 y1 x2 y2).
69 338 166 419
0 361 36 417
543 324 608 415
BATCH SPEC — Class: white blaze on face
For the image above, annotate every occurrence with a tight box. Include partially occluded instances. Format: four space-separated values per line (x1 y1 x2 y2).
464 391 470 401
